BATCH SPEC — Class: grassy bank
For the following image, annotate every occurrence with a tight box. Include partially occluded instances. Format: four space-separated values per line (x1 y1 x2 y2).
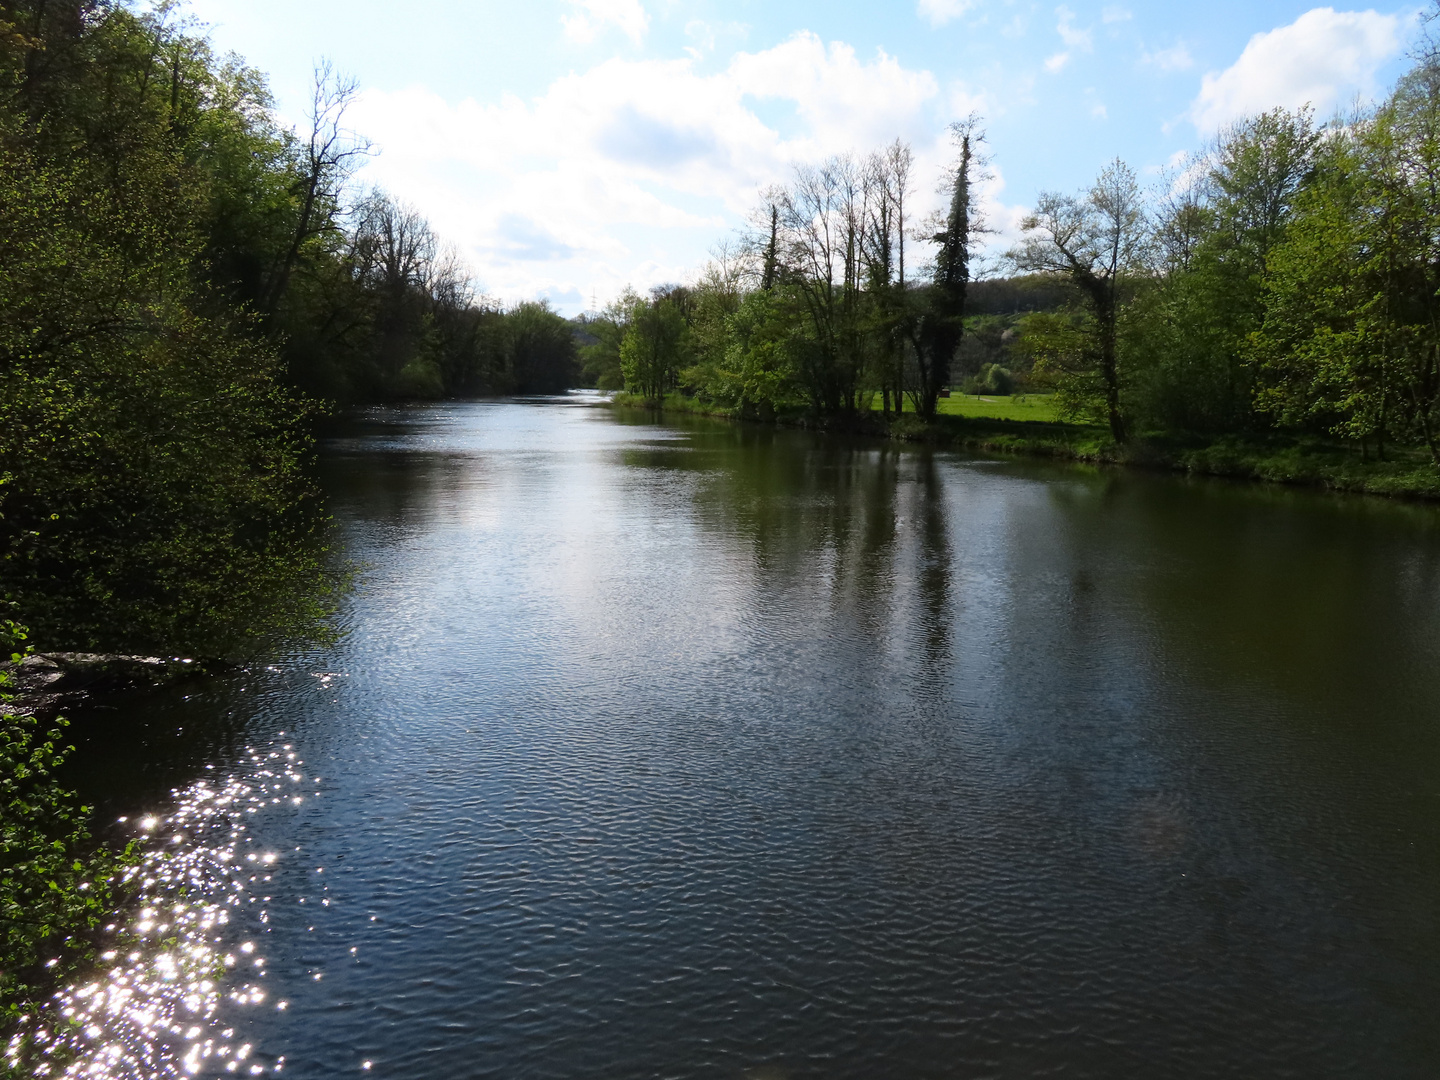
609 393 1440 501
894 394 1063 423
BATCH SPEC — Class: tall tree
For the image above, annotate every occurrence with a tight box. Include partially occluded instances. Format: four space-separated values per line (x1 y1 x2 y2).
621 292 688 402
0 1 338 654
774 156 870 413
862 139 914 416
1012 158 1148 442
259 62 369 321
1250 77 1440 460
761 205 779 292
505 301 579 394
914 119 983 418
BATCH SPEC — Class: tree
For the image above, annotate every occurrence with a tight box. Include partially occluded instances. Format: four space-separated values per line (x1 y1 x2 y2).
861 139 915 416
259 62 370 321
349 190 445 396
1125 157 1244 433
700 288 796 416
0 0 339 655
1117 108 1321 434
1209 107 1319 284
1012 158 1149 442
620 292 688 402
580 290 638 392
913 119 984 418
681 246 748 396
1246 129 1386 447
1249 77 1440 461
2 621 136 1040
773 156 871 414
1372 51 1440 458
504 301 578 394
760 205 779 292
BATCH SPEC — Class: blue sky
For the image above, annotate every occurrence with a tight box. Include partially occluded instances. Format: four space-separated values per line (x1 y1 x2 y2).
184 0 1424 312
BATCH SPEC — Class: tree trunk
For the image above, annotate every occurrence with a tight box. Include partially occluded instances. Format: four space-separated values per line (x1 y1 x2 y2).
1089 284 1126 444
1101 339 1126 443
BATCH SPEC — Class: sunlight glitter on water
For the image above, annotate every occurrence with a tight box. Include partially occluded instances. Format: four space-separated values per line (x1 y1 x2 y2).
5 741 320 1079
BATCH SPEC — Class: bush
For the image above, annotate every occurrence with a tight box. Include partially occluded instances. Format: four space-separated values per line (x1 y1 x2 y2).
962 363 1016 396
1 622 137 1037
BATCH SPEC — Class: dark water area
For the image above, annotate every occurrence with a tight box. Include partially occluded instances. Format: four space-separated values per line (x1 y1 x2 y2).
68 397 1440 1078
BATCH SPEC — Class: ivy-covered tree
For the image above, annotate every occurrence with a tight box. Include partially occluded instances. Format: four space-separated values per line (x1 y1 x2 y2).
914 120 983 418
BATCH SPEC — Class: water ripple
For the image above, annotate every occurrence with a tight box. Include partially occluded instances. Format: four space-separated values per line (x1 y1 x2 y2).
10 741 327 1078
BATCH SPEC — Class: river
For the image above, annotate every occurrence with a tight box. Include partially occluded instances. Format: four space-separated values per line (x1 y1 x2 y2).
58 396 1440 1078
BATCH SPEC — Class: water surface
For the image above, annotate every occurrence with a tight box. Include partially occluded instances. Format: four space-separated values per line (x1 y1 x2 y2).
69 398 1440 1078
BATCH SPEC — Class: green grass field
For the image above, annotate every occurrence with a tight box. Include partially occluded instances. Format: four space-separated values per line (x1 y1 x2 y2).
874 394 1062 423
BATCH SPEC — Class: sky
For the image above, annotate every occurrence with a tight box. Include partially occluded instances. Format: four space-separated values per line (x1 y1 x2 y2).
182 0 1427 313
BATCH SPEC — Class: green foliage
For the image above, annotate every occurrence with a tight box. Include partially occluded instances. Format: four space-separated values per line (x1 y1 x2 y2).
677 260 744 391
688 289 798 415
619 293 689 403
1015 309 1114 426
0 39 341 655
961 363 1014 396
1124 256 1257 433
276 191 568 402
1 623 137 1035
579 291 635 392
1247 73 1440 460
1246 133 1376 438
600 132 984 423
1124 108 1319 435
500 302 579 394
0 712 135 1030
616 44 1440 472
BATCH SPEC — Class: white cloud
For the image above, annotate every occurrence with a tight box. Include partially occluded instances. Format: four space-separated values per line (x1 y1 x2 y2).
1044 52 1070 73
1101 6 1132 24
348 34 957 307
917 0 978 27
562 0 650 46
729 34 940 150
1055 6 1093 51
1142 43 1194 72
975 165 1030 251
1091 102 1108 119
1189 7 1402 132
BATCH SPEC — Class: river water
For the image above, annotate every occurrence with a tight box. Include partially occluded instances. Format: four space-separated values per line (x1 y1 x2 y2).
58 397 1440 1077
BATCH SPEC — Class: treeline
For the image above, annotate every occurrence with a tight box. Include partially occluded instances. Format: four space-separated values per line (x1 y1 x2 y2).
593 25 1440 467
1 1 578 657
584 128 982 420
277 186 577 403
1016 53 1440 456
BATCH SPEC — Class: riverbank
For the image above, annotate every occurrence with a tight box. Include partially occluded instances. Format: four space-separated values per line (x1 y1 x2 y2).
0 641 192 1071
0 653 216 721
608 392 1440 501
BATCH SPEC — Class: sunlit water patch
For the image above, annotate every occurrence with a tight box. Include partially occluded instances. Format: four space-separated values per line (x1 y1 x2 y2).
7 739 326 1078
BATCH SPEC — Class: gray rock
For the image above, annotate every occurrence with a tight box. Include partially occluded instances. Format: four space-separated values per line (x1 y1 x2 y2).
0 653 208 718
